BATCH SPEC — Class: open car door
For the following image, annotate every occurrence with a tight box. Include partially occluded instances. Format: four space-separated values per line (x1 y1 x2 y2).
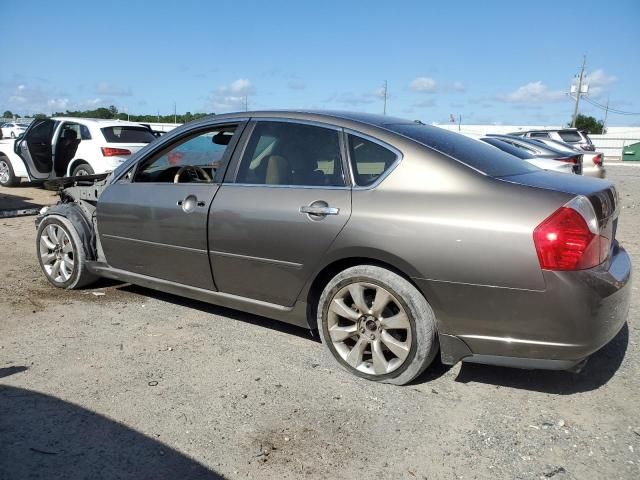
14 118 56 180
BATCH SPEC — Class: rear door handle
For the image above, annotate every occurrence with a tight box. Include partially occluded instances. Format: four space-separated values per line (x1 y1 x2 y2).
299 205 340 216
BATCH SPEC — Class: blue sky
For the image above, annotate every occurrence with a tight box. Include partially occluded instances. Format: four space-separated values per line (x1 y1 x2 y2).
2 0 639 125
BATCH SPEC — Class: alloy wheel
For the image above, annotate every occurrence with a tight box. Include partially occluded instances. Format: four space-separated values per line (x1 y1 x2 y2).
0 160 9 184
326 282 412 375
39 224 75 283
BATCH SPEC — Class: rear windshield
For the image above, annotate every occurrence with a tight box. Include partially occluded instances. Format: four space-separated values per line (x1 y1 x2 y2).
389 124 539 177
558 130 583 143
101 126 156 143
481 138 535 159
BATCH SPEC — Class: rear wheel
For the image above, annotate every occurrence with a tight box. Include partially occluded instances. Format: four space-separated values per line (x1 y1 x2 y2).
317 265 438 385
72 163 94 177
36 215 97 289
0 156 18 187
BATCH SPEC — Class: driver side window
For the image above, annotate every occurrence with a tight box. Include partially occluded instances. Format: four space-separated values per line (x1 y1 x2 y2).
134 125 238 183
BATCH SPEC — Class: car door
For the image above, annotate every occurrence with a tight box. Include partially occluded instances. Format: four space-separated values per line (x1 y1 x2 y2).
13 118 57 180
209 120 352 307
96 122 246 289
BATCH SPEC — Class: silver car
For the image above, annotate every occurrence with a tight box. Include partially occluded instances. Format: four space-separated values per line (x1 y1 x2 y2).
34 111 631 385
528 137 605 178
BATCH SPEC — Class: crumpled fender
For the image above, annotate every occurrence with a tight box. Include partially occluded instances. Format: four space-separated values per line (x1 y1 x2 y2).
35 203 96 260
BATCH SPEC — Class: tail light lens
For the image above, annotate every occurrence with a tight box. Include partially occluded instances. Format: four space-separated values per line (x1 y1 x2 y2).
533 196 610 270
556 156 579 164
592 154 603 166
101 147 131 157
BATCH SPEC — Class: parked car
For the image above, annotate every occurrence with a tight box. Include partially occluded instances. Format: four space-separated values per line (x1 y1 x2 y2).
527 137 605 179
486 134 583 174
0 117 157 187
34 111 630 385
1 122 29 139
511 128 596 152
473 136 574 174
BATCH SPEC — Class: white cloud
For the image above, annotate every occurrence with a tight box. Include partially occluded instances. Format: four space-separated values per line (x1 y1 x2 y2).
451 81 465 92
582 69 616 97
497 81 565 103
210 79 255 111
96 81 132 96
409 77 437 93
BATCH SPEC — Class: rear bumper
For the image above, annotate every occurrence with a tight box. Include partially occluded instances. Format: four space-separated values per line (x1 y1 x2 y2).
415 244 631 369
583 165 606 178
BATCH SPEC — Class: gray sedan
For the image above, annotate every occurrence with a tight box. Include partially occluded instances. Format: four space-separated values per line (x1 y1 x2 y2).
34 111 631 385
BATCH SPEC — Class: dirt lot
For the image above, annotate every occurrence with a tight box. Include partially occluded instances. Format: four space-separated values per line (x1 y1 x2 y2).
1 167 639 480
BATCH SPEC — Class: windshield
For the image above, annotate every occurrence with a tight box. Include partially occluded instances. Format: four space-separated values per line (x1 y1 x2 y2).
101 126 156 143
389 124 539 177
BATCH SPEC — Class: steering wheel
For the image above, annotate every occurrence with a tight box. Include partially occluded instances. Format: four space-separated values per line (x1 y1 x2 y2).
173 165 212 184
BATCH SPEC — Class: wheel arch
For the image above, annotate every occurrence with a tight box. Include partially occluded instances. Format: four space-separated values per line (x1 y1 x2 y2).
303 248 431 330
37 204 96 260
67 158 90 177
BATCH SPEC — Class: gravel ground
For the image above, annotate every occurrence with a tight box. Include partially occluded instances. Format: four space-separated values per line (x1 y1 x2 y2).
1 167 639 479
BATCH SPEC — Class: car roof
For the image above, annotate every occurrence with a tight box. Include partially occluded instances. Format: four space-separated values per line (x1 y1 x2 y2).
51 117 146 128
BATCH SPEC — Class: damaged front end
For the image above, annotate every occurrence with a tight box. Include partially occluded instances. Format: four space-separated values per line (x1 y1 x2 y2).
36 173 112 261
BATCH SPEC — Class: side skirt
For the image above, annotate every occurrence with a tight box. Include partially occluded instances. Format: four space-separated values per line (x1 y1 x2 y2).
88 263 311 328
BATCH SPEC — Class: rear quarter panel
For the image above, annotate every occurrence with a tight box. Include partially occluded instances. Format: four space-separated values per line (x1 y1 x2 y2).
326 140 573 291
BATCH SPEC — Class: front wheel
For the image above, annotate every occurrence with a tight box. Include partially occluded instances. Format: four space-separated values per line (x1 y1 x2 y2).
36 215 97 289
317 265 438 385
10 132 15 138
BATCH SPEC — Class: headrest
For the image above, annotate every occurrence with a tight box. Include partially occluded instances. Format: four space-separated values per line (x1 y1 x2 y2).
62 129 77 140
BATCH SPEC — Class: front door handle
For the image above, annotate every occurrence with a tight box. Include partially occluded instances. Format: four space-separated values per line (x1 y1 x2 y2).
177 195 206 213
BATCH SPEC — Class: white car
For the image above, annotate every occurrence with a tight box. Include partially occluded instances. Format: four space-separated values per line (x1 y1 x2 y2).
1 122 29 139
526 137 605 179
0 117 157 187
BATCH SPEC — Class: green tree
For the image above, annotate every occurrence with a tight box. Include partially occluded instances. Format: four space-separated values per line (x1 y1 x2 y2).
3 110 13 118
570 114 604 134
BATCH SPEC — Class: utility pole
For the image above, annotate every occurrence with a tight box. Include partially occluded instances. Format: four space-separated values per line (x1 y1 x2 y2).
458 114 462 132
244 95 248 112
173 101 177 123
602 97 610 134
571 55 586 127
382 80 388 115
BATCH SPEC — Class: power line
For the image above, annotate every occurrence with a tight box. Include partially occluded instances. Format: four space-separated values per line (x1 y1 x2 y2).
580 96 640 116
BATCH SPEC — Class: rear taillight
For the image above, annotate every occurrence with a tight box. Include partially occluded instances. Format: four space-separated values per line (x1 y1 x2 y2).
101 147 131 157
592 154 603 166
533 196 609 271
556 156 578 164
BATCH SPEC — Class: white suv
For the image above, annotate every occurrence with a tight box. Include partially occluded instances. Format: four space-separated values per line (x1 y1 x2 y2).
510 128 596 152
0 117 156 187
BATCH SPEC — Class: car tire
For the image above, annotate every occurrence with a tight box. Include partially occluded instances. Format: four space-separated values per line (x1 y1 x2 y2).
317 265 438 385
36 215 97 289
72 163 94 177
0 156 18 187
10 132 15 138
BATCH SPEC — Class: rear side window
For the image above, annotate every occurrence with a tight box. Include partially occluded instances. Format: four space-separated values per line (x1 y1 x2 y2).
530 132 550 138
236 121 345 187
390 124 538 177
347 134 398 186
558 131 583 143
101 126 156 143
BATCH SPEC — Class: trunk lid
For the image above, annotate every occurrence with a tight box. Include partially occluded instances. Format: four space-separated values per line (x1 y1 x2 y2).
498 170 619 241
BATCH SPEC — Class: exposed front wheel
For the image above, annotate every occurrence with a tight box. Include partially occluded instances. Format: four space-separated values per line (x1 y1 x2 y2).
0 157 18 187
36 216 97 289
317 265 438 385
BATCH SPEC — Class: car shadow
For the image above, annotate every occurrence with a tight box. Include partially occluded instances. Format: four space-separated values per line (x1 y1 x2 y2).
116 284 320 343
0 385 224 479
453 322 629 394
0 365 28 379
0 192 45 212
